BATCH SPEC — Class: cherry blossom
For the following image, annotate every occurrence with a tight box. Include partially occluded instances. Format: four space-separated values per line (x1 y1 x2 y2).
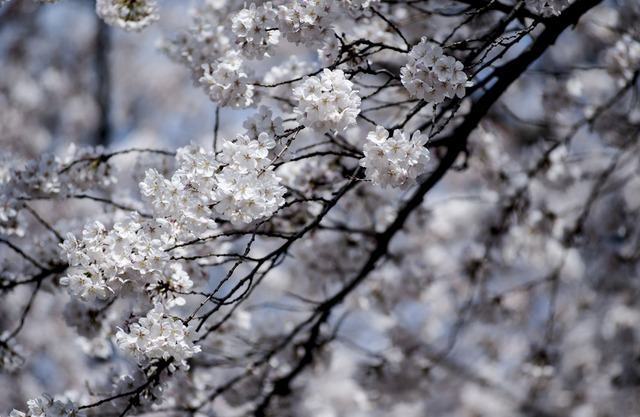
360 126 430 189
293 68 361 134
96 0 159 32
3 1 640 417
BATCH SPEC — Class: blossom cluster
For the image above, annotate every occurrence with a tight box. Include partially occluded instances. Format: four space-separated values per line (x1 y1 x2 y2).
606 35 640 80
59 214 171 302
147 263 194 308
199 51 256 109
400 37 468 104
232 2 280 60
58 198 202 306
8 394 84 417
139 140 286 226
360 126 430 189
293 68 361 134
277 0 336 46
214 133 286 224
115 303 200 370
6 0 640 416
163 17 231 76
0 147 115 237
243 105 285 141
140 146 220 239
96 0 159 32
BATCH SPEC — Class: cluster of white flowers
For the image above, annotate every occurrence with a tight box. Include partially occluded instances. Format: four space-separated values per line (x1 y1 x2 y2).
199 51 256 109
401 37 468 104
140 146 220 239
293 68 361 134
0 148 115 237
360 126 430 189
232 2 280 60
242 105 285 141
317 36 342 68
59 213 176 302
214 133 286 224
163 21 231 76
139 140 285 227
161 0 243 82
1 198 24 238
19 154 64 195
9 394 84 417
526 0 572 16
96 0 159 32
115 303 200 370
277 0 336 46
606 35 640 80
61 145 118 193
147 263 194 308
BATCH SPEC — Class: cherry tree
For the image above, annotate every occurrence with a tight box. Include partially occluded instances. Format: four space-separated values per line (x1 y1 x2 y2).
2 0 640 416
